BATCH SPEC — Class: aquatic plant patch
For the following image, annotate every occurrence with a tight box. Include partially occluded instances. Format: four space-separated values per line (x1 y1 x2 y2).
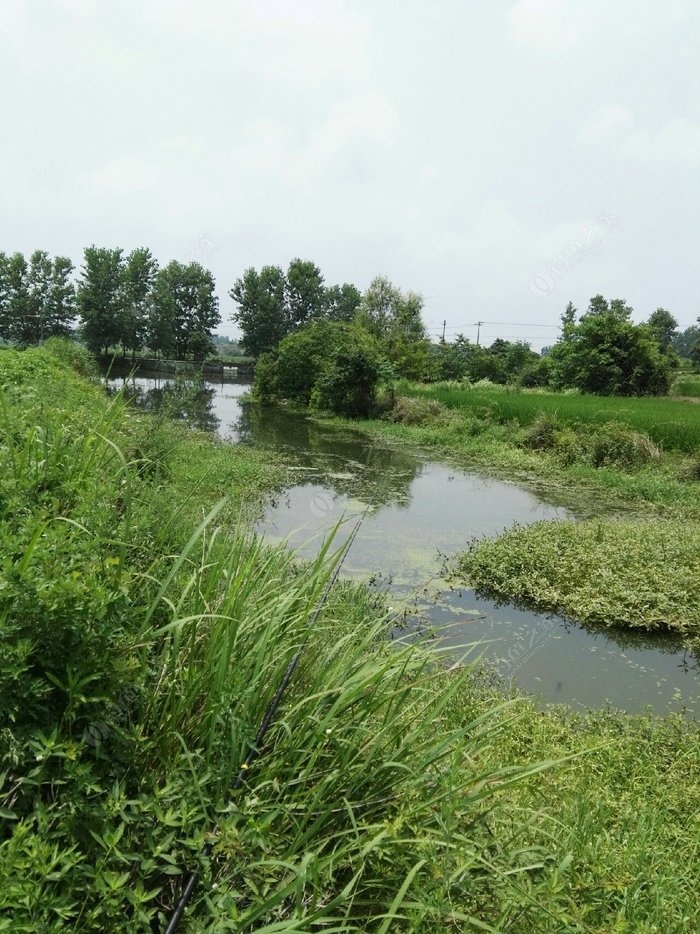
457 519 700 633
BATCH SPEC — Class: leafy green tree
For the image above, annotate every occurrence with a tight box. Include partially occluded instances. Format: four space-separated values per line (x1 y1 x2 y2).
149 261 220 361
230 260 364 355
467 344 506 382
285 258 326 327
356 276 430 379
428 334 472 381
313 331 385 416
356 276 399 340
12 251 77 345
0 253 9 339
325 283 361 321
483 339 539 383
647 308 678 352
690 339 700 372
0 253 30 343
120 248 157 357
48 256 78 339
561 301 577 337
77 247 125 354
672 324 700 358
261 321 332 404
255 321 385 416
230 265 288 357
549 295 674 395
24 250 53 345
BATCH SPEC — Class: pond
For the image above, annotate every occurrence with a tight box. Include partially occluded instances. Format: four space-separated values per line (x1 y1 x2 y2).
106 373 700 717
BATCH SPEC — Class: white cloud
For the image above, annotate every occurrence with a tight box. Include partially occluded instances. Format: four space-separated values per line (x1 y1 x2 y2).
508 0 599 52
0 1 699 336
625 118 700 166
580 105 634 141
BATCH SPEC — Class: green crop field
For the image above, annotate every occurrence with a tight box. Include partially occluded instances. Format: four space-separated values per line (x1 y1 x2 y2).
401 382 700 453
674 377 700 398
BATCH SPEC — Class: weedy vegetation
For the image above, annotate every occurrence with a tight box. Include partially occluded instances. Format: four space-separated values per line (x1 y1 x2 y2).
399 380 700 453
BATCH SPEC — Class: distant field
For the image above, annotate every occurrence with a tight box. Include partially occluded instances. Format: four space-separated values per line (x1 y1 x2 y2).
403 383 700 453
674 377 700 398
216 353 255 366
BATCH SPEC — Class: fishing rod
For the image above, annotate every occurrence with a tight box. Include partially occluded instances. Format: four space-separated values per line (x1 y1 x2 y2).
163 511 368 933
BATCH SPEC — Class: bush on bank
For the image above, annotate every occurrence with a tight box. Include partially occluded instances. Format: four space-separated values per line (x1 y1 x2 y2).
254 320 388 416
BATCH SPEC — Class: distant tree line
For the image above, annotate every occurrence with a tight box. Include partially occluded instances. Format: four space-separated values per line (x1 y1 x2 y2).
232 263 434 414
3 245 697 392
427 300 697 394
236 268 695 409
0 247 220 361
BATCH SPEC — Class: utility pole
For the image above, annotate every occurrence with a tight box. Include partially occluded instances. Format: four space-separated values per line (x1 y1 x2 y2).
441 319 446 342
476 320 483 346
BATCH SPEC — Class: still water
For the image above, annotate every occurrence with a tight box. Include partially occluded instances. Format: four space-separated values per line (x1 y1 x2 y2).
107 374 699 716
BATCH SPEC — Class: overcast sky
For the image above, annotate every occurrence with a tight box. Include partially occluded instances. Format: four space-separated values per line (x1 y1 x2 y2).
1 0 698 348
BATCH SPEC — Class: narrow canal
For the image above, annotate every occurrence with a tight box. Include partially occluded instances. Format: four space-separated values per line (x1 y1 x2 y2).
107 373 700 717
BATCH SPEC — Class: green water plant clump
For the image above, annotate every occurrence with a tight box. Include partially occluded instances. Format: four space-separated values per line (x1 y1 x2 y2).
458 518 700 634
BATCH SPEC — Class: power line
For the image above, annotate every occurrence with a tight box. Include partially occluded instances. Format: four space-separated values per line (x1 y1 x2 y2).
433 322 562 332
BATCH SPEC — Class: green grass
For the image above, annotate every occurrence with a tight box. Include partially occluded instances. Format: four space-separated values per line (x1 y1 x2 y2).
401 380 700 453
0 346 563 930
462 694 700 931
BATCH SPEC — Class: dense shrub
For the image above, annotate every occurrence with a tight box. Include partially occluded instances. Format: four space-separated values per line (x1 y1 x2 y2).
549 296 676 396
523 413 560 450
254 320 386 416
523 414 660 468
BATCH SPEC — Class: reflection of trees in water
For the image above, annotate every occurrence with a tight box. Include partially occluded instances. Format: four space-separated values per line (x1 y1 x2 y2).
472 584 700 666
235 404 421 510
107 377 220 434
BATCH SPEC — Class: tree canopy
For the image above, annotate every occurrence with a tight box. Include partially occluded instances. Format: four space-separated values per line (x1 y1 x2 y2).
548 295 675 396
0 250 76 345
254 320 385 417
354 276 430 379
149 261 220 361
229 259 363 358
